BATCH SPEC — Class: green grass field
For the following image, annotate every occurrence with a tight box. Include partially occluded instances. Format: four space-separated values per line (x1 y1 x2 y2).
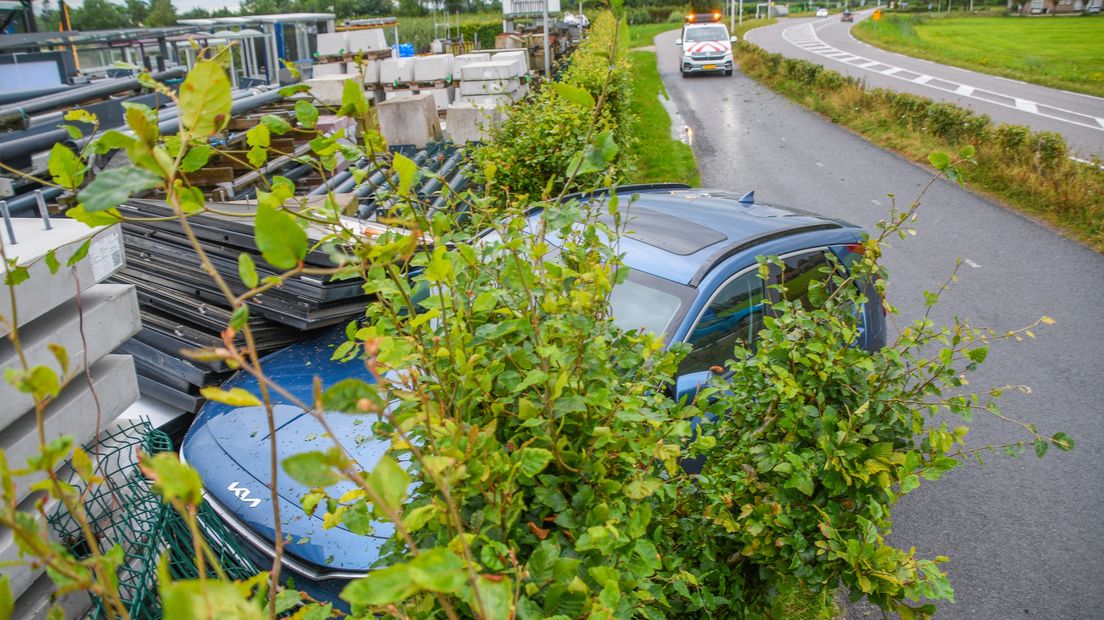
854 14 1104 97
625 49 700 185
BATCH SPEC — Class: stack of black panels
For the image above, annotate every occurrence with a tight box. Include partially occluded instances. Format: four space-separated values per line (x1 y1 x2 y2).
111 199 372 414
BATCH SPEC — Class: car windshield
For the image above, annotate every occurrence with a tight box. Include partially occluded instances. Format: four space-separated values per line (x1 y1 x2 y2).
610 275 685 337
685 26 728 42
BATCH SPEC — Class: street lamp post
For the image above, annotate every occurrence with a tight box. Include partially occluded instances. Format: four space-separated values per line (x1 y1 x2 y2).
543 0 551 77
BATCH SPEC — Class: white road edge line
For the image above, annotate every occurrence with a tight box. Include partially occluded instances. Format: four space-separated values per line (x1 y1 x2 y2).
779 21 1104 134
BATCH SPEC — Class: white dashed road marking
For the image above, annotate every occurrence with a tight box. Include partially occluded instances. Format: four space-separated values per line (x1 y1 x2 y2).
780 22 1104 134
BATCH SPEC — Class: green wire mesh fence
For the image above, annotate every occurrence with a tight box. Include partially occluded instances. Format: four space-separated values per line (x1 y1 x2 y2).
46 419 259 619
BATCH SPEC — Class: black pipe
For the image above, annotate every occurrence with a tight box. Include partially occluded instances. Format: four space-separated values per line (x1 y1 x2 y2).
306 158 368 196
0 85 71 106
6 186 64 216
0 88 283 166
0 68 185 131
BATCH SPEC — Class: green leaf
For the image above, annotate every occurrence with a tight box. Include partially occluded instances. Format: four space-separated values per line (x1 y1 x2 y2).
254 203 307 270
279 83 312 97
408 548 465 593
199 386 262 407
181 145 212 173
179 60 232 138
465 574 514 620
47 143 84 189
0 574 12 620
91 129 136 155
283 451 341 488
63 109 97 125
366 455 409 513
47 343 69 376
322 378 383 413
66 205 122 227
550 82 596 109
260 114 292 135
900 474 921 493
392 152 417 195
1033 439 1048 458
295 100 319 129
247 123 271 149
567 130 618 177
238 253 259 288
66 239 91 266
958 144 976 159
964 347 988 364
785 470 814 496
141 452 204 505
4 265 28 286
516 447 553 477
337 79 367 117
248 145 267 168
1052 432 1075 452
229 305 249 330
161 579 264 620
401 504 440 533
274 589 302 614
928 151 951 170
624 477 661 500
340 564 418 606
77 166 161 212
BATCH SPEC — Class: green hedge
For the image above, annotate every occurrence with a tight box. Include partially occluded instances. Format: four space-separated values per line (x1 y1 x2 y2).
474 12 634 200
736 42 1104 250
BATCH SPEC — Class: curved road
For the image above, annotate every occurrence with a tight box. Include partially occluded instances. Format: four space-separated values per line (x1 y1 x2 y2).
746 13 1104 158
654 27 1104 619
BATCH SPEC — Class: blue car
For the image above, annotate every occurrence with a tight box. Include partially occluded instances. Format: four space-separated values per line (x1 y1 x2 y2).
180 184 887 604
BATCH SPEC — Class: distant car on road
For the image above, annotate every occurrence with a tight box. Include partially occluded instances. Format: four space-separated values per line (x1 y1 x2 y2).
181 184 888 607
676 13 736 77
816 7 829 16
841 9 854 20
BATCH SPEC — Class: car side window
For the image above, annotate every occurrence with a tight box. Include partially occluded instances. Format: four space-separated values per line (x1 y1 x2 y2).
678 250 841 377
679 270 766 376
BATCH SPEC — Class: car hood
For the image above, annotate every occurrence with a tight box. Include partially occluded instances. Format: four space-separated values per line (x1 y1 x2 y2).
182 325 394 574
685 40 732 54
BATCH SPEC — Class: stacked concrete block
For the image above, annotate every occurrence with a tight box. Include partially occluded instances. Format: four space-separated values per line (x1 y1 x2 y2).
453 52 491 76
347 58 380 86
420 86 456 113
306 74 365 105
456 59 528 106
346 28 389 53
377 93 442 148
493 50 530 75
316 31 348 57
446 102 505 144
413 53 455 83
380 57 415 85
312 61 347 77
0 220 139 619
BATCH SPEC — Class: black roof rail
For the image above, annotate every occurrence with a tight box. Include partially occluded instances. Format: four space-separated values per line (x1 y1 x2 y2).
688 223 843 286
559 183 693 204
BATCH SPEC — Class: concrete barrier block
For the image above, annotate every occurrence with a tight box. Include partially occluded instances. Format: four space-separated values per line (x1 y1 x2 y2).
493 50 529 74
380 57 415 84
317 31 348 56
457 93 515 108
0 283 139 428
312 61 346 77
0 222 124 338
421 86 455 110
459 78 520 96
378 93 442 148
347 28 389 52
2 354 139 503
348 58 380 85
306 74 362 105
414 54 455 82
459 60 519 81
446 103 505 144
453 52 491 75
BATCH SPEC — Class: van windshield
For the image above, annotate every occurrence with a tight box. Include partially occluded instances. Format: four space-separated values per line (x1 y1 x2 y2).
684 26 728 42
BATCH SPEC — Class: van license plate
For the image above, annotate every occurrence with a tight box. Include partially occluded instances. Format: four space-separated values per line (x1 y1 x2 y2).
703 64 717 70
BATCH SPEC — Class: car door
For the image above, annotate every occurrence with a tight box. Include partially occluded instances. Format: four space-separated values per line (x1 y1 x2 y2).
676 248 846 391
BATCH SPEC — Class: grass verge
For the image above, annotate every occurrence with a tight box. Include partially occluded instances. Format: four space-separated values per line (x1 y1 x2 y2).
625 49 700 185
853 14 1104 98
734 42 1104 252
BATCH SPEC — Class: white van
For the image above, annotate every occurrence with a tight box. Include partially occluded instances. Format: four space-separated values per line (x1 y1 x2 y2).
676 15 737 77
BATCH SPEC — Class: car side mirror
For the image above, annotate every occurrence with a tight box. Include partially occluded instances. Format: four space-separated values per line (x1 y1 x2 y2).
674 370 713 405
730 35 738 42
675 38 682 46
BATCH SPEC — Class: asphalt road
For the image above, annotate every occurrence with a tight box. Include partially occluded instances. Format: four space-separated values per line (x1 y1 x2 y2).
744 13 1104 159
654 27 1104 619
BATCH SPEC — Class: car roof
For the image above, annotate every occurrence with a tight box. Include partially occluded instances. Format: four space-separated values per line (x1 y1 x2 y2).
576 184 857 286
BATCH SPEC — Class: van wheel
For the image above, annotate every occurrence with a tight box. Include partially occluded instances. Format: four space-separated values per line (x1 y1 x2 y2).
725 69 733 76
681 70 688 77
